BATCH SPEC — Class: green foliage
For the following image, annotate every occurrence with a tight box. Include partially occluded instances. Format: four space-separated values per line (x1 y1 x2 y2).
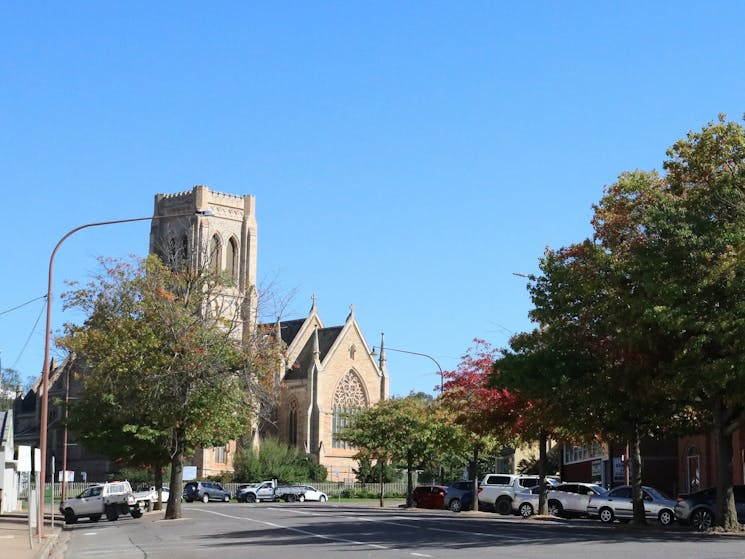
497 115 745 529
232 438 327 483
59 254 280 519
353 457 402 483
0 367 22 411
517 445 561 476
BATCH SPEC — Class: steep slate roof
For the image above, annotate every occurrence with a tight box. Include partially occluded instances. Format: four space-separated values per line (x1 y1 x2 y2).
283 325 344 381
279 319 306 347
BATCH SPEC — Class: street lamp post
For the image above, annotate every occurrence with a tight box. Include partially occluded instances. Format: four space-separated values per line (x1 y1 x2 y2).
37 212 207 536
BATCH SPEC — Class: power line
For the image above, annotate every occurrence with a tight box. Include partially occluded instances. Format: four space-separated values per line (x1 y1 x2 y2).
0 294 47 317
10 297 47 371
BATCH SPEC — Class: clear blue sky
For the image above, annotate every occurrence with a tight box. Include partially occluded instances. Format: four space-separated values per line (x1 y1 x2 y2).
2 2 744 397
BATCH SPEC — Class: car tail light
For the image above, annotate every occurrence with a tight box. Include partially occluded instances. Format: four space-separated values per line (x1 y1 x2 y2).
478 487 483 494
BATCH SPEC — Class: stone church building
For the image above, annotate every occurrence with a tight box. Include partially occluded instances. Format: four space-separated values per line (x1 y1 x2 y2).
149 186 389 481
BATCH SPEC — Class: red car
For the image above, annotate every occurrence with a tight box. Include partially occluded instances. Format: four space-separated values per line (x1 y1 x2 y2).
412 485 447 509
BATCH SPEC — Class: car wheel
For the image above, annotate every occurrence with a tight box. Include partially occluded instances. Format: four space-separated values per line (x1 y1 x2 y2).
598 507 614 523
63 509 77 525
496 497 512 515
449 498 462 513
131 509 143 519
319 495 327 502
89 514 101 523
691 509 713 531
247 493 256 503
548 500 563 517
519 502 534 518
223 494 230 503
105 504 119 522
202 493 210 503
658 509 674 526
298 494 305 502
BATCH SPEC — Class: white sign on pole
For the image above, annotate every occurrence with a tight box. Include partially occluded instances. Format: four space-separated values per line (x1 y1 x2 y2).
17 446 31 472
34 449 41 472
183 466 197 481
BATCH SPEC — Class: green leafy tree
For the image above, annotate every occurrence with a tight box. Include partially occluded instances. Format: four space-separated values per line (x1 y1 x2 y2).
504 170 684 523
339 395 452 507
61 255 277 519
0 367 22 411
654 116 745 530
232 438 327 483
353 457 401 483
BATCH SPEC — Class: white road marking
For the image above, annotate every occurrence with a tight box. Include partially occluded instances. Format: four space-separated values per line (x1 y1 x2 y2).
196 508 390 550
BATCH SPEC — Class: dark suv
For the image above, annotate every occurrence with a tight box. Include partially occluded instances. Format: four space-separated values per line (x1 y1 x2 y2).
183 481 231 503
674 485 745 530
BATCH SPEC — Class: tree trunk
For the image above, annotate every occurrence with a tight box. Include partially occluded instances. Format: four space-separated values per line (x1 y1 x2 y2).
472 445 480 513
153 466 164 511
165 451 183 519
378 459 385 508
406 452 414 508
537 430 548 515
714 395 740 531
630 428 646 525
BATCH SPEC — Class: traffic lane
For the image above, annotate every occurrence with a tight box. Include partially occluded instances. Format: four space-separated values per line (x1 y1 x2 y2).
59 503 745 559
187 503 745 559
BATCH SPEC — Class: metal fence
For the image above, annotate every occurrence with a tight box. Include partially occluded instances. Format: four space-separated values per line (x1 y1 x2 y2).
30 481 410 500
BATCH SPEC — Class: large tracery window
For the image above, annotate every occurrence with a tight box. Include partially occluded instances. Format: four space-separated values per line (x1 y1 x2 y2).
332 370 368 449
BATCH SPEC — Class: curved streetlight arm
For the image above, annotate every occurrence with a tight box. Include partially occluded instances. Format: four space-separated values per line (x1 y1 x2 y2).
375 345 444 394
38 212 205 536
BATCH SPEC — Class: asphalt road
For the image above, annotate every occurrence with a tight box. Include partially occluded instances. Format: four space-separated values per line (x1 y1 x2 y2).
52 501 745 559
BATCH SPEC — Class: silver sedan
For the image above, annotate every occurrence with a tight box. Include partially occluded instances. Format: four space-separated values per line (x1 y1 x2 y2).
586 485 676 526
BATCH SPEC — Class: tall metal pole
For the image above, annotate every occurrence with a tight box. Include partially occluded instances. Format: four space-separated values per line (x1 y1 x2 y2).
37 212 204 536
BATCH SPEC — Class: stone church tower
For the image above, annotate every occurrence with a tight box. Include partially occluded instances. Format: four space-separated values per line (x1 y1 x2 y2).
149 186 258 341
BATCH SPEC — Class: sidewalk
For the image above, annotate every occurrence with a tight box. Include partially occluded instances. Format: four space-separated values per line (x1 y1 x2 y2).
0 507 64 559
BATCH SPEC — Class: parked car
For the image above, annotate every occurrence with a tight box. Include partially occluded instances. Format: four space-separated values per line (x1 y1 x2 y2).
183 481 231 503
444 480 477 512
479 474 560 515
235 483 259 502
674 485 745 531
297 485 328 502
134 486 171 510
60 481 144 524
411 485 447 509
587 485 676 526
513 482 607 518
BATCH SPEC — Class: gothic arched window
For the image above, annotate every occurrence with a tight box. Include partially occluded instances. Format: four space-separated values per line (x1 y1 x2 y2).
227 237 238 280
332 370 368 449
289 397 298 446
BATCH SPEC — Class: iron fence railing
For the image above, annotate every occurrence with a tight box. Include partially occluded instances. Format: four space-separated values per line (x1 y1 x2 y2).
23 481 410 500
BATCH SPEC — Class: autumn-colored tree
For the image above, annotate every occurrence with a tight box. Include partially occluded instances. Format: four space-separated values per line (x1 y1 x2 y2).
654 116 745 530
61 255 280 519
440 339 520 512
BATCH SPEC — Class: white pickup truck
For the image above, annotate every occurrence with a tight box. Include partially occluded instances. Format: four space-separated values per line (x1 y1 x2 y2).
59 480 145 524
